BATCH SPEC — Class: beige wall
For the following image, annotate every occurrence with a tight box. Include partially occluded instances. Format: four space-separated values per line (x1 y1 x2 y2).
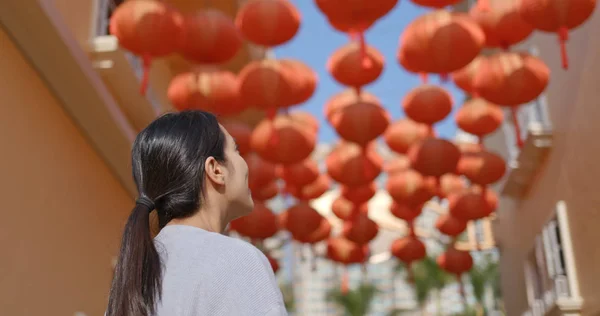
493 5 600 315
0 26 131 315
51 0 97 47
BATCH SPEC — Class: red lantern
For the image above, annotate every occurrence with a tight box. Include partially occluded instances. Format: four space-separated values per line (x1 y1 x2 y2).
409 138 461 178
109 0 183 94
410 0 461 8
437 247 473 275
236 0 301 47
399 11 485 75
327 237 369 265
282 202 323 240
250 113 317 164
327 42 385 88
326 142 383 186
238 60 296 115
245 153 277 190
230 202 278 239
470 0 534 49
449 186 498 221
384 156 412 175
455 98 504 138
167 70 244 115
391 236 426 263
251 181 279 201
327 90 390 146
457 150 507 186
332 197 367 221
403 85 453 125
386 169 437 208
451 56 485 94
281 159 320 187
286 174 331 200
291 111 320 134
384 119 431 154
519 0 597 69
474 52 550 106
435 215 467 237
342 212 379 245
220 120 253 156
316 0 398 29
390 202 422 222
438 174 467 198
341 182 377 205
179 10 242 64
280 60 318 106
295 217 332 244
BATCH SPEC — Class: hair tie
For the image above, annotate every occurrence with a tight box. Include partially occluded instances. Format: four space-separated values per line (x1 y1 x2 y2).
136 196 155 212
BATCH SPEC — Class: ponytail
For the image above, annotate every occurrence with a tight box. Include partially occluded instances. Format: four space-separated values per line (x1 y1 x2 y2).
107 198 162 316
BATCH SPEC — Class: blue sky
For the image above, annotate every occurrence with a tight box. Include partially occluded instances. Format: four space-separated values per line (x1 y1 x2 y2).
274 1 464 143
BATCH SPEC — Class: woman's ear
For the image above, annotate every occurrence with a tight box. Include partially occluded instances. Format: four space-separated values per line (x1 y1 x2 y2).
205 157 226 185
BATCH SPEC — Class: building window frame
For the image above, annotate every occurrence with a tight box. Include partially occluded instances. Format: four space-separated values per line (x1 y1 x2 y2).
522 201 581 316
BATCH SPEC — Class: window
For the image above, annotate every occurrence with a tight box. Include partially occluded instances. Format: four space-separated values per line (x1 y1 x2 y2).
523 202 576 315
95 0 125 37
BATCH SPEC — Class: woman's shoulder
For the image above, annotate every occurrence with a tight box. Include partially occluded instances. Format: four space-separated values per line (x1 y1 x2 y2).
156 225 268 266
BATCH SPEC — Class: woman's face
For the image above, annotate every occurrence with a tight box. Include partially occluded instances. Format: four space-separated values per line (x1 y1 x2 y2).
220 125 254 219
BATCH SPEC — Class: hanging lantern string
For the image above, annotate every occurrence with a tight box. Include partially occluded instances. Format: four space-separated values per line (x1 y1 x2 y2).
406 262 414 283
510 108 524 148
341 267 349 294
358 32 371 69
139 54 152 95
558 26 570 69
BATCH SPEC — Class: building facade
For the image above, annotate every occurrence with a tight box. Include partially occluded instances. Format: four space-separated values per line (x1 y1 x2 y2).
480 4 600 316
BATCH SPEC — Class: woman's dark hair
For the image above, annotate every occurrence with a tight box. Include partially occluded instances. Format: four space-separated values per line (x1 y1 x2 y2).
106 111 227 316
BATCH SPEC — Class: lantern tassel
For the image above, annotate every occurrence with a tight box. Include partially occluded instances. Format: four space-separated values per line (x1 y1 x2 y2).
406 262 414 283
341 269 349 294
419 72 428 84
267 107 277 120
511 107 524 148
358 32 372 69
268 122 280 148
139 54 152 95
558 26 569 69
439 73 449 82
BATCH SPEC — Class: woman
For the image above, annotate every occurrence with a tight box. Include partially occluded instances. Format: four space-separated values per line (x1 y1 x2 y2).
106 111 287 316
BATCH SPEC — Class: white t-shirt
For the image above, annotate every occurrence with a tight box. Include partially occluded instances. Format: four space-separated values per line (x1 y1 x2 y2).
152 225 287 316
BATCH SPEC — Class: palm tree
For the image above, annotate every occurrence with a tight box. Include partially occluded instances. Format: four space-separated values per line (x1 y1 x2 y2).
391 257 453 316
327 282 379 316
467 254 504 316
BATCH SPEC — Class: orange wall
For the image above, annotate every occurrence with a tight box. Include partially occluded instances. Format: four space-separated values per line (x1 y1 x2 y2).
0 27 131 315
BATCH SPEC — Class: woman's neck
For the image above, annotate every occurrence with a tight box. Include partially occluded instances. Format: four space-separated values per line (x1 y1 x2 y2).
167 209 228 233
